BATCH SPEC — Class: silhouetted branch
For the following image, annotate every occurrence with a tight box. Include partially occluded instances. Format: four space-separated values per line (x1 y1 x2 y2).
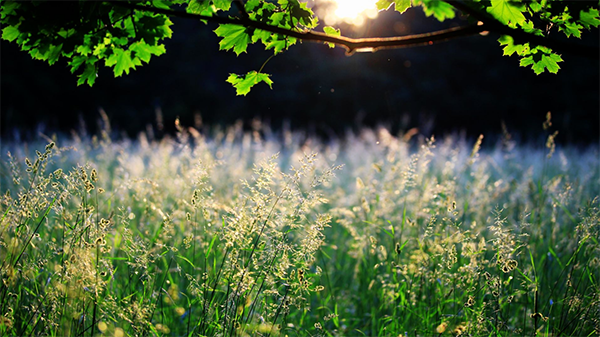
115 2 598 58
448 0 598 58
114 2 485 54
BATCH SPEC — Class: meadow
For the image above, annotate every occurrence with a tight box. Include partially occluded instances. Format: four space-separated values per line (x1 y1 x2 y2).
0 120 598 336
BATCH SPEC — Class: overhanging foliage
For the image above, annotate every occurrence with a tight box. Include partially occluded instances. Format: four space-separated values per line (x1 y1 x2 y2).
2 0 598 94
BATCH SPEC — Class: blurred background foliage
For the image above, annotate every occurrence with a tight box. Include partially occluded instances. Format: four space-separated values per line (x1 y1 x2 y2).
2 6 598 143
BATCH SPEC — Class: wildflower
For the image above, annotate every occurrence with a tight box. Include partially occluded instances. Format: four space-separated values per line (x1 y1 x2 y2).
356 177 365 189
436 322 448 333
97 321 108 332
546 130 559 158
503 259 517 272
469 134 484 163
395 242 402 255
543 111 552 130
453 323 466 335
114 327 125 337
175 307 186 316
361 196 371 214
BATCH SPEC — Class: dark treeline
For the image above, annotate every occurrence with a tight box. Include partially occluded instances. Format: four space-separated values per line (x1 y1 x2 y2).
2 7 598 143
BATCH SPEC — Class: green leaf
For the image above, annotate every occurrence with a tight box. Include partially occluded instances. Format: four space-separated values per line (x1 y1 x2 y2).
420 0 455 22
47 44 63 65
245 0 261 12
2 25 19 42
280 0 317 28
226 71 273 95
265 36 296 54
519 19 543 36
151 0 172 10
486 0 526 28
106 48 137 77
187 0 210 14
579 8 600 29
520 52 563 75
252 29 271 44
323 26 340 48
69 55 87 74
137 14 173 44
376 0 412 13
212 0 231 11
77 62 97 86
214 24 251 55
270 12 286 27
537 53 563 74
559 21 583 38
76 44 92 56
498 35 525 56
1 1 19 19
130 41 166 63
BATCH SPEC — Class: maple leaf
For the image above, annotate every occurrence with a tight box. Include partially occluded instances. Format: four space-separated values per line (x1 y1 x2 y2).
519 51 563 75
212 0 231 11
420 0 455 22
2 25 19 42
105 48 141 77
215 24 251 55
77 61 97 86
187 0 210 14
559 21 583 38
498 35 526 56
323 26 341 48
226 71 273 95
130 41 166 63
579 8 600 29
487 0 526 28
376 0 412 13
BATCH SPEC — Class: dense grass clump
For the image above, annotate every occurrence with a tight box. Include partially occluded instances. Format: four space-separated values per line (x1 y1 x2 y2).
0 123 598 336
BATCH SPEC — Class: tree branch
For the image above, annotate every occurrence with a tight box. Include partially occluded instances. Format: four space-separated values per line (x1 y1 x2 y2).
448 0 598 59
115 2 486 54
115 2 598 58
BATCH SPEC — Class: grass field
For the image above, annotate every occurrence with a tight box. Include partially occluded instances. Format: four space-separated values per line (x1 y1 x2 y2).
0 122 598 336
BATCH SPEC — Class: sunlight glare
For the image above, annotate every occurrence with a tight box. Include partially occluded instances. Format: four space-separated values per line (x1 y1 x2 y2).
318 0 379 26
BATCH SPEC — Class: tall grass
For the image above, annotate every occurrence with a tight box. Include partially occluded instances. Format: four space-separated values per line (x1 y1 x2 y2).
0 122 598 336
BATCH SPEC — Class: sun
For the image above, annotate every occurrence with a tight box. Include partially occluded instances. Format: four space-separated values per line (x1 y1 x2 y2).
316 0 379 26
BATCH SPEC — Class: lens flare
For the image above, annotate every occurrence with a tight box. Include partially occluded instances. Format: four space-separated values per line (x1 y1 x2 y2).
318 0 379 26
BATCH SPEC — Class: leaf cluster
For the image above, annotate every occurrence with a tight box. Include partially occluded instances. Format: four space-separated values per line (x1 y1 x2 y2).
1 0 598 93
2 0 172 86
470 0 599 74
214 0 319 94
377 0 599 74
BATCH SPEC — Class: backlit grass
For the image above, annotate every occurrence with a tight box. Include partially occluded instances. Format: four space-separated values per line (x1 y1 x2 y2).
1 122 598 336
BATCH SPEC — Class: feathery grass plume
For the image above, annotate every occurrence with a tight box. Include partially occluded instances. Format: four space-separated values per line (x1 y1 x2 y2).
0 120 598 336
468 134 484 166
543 112 553 130
546 130 559 159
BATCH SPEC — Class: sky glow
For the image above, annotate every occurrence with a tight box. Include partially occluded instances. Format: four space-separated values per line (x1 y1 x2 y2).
318 0 379 26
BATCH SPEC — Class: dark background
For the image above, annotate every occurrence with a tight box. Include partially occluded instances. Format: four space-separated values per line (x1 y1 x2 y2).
1 6 599 143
